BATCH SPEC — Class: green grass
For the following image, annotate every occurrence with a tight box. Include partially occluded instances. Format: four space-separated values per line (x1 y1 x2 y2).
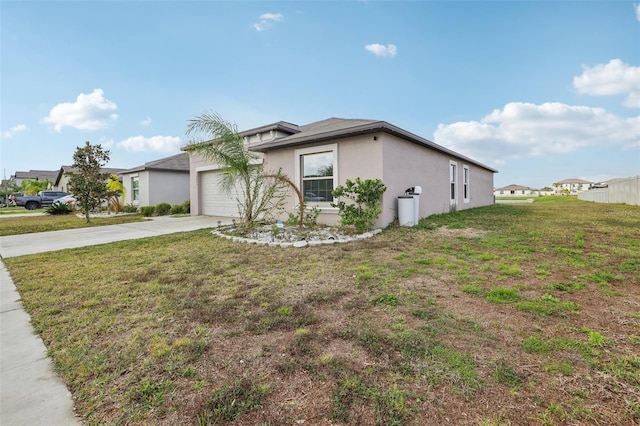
4 198 639 425
0 213 146 235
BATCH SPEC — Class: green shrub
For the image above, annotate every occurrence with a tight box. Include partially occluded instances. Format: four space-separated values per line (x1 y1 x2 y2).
121 204 138 213
44 202 73 215
170 204 186 215
182 200 190 214
140 206 156 217
331 178 386 232
155 202 171 216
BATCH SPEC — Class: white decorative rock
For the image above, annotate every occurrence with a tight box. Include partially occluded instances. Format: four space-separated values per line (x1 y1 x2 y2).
293 241 308 248
280 242 293 248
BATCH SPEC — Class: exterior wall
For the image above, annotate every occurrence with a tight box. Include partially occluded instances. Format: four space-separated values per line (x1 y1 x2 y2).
262 134 384 226
494 189 538 197
57 174 72 193
148 171 190 206
263 133 494 228
381 135 494 224
122 170 189 207
579 176 639 206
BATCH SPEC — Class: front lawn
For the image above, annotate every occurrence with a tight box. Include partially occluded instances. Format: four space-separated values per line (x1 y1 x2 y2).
4 199 639 425
0 213 146 236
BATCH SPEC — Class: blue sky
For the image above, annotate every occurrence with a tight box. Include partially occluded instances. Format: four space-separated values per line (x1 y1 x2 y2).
2 1 639 189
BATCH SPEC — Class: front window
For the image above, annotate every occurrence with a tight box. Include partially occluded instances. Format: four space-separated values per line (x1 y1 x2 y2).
296 144 338 204
132 177 139 201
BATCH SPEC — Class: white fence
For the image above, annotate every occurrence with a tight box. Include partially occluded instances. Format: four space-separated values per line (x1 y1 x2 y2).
578 176 640 206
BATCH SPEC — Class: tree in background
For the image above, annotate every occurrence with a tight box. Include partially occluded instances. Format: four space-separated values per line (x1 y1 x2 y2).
106 174 125 214
20 178 52 195
67 141 110 223
185 111 291 232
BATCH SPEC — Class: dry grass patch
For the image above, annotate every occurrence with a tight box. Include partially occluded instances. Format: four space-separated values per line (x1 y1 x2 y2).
4 199 640 425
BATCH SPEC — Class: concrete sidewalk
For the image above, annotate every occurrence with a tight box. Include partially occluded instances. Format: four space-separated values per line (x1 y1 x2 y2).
0 215 231 425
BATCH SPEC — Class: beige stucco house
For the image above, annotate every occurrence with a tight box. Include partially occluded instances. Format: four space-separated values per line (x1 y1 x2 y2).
494 184 539 197
186 117 497 228
554 178 592 195
120 153 190 207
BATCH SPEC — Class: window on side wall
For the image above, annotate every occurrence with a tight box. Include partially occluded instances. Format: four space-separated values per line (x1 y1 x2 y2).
463 165 470 203
449 161 457 206
132 177 139 201
295 144 338 204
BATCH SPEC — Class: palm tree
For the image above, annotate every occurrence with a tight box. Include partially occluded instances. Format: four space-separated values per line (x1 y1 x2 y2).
185 112 299 231
106 174 125 213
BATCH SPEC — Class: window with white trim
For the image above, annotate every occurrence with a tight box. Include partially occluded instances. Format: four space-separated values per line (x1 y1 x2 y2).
132 177 139 201
295 144 338 203
463 165 470 203
449 161 457 206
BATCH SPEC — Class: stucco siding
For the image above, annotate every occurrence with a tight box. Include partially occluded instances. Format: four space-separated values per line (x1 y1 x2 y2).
148 171 190 206
381 135 494 224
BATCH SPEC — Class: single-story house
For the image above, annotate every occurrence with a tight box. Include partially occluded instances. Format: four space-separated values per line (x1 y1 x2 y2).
54 166 126 193
120 153 190 207
186 117 497 228
493 184 538 197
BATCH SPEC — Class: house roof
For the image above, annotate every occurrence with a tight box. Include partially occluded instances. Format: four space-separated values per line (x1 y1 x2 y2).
13 170 59 182
496 184 532 191
250 117 498 173
55 166 126 186
240 121 301 137
557 178 592 184
120 153 189 174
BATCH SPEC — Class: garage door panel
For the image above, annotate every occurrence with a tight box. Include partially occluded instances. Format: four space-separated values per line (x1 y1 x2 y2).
200 171 242 217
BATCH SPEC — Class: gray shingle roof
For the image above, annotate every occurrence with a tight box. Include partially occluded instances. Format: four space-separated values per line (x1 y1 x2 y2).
251 117 497 173
121 153 189 174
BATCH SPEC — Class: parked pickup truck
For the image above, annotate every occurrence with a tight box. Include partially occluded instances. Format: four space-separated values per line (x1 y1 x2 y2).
16 191 69 210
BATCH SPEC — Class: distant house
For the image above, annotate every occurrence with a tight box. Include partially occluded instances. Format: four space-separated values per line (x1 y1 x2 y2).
54 166 126 193
538 187 554 196
120 153 190 207
186 117 497 227
554 178 592 195
494 184 538 197
12 170 59 188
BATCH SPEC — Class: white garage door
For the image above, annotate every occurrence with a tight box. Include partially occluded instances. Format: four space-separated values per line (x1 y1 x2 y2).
199 170 242 217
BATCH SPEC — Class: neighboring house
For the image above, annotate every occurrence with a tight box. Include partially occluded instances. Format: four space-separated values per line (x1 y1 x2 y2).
538 186 554 196
493 184 538 197
12 170 59 188
186 117 497 228
54 166 126 193
554 178 593 195
120 153 190 207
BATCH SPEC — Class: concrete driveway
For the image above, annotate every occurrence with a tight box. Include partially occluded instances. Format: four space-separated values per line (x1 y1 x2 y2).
0 215 232 258
0 214 232 425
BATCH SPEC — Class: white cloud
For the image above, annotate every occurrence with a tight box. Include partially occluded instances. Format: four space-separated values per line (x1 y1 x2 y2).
42 89 118 132
573 59 640 108
2 124 28 138
433 102 640 167
364 43 397 58
635 3 640 21
117 135 183 153
253 12 283 31
140 116 152 127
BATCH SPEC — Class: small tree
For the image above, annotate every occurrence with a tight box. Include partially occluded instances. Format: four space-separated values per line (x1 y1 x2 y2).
331 178 387 232
67 141 110 223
